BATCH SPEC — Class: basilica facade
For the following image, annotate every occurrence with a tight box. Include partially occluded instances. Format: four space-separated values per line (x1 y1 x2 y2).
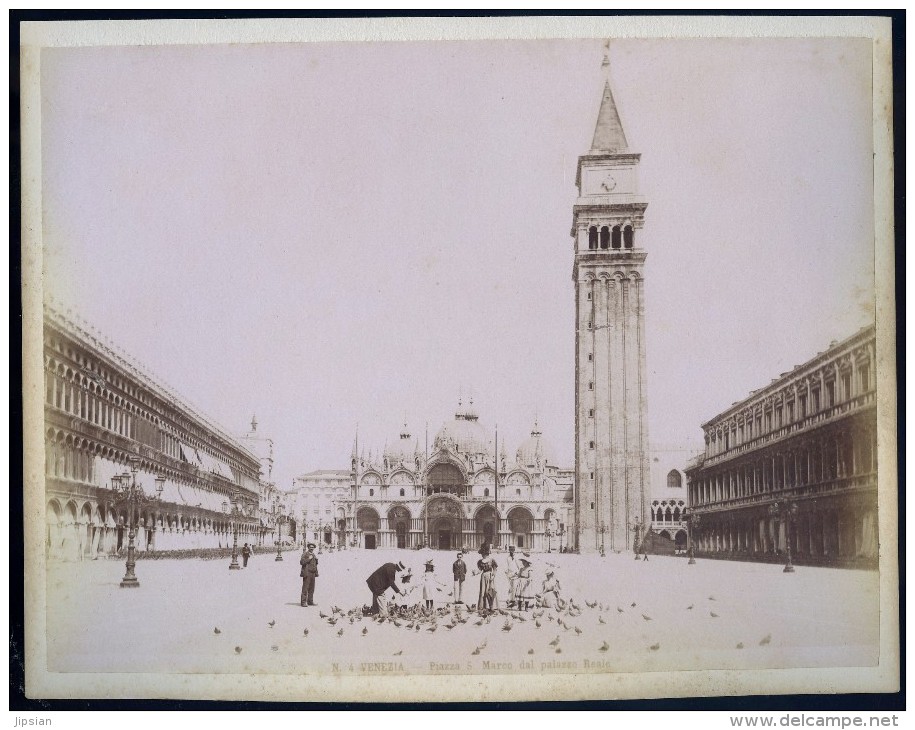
342 401 573 552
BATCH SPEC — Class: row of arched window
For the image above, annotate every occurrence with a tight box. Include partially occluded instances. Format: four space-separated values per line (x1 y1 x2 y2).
652 505 683 523
588 225 634 250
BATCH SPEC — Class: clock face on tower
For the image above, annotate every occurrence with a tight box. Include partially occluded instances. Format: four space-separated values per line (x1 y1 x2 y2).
584 167 632 196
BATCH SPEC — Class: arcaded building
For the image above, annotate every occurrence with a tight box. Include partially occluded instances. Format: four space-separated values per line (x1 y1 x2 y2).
343 401 573 551
43 306 266 560
684 325 878 566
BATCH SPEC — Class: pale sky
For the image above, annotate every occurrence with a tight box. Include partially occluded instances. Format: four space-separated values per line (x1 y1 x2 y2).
41 37 875 491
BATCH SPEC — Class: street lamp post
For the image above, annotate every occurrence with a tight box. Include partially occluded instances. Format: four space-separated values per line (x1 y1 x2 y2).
769 501 797 573
687 512 700 565
546 527 553 553
222 489 243 571
558 526 565 553
275 503 286 561
629 516 644 560
598 522 607 557
111 455 164 588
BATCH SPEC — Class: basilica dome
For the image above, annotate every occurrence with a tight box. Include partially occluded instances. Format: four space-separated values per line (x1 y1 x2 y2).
384 423 418 465
516 419 554 469
434 400 492 456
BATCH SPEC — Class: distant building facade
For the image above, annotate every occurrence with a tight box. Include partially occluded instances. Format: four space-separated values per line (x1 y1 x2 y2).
43 307 263 560
343 401 573 552
287 469 351 547
237 415 280 545
685 326 878 566
647 444 703 553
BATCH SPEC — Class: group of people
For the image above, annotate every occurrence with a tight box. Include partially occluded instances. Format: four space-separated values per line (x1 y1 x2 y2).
298 541 564 615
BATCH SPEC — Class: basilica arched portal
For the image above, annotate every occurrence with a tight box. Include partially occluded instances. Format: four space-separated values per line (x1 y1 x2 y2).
424 495 464 550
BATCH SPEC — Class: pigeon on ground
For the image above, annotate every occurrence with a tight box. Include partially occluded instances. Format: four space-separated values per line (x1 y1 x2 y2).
393 650 403 656
599 641 609 652
759 634 772 646
234 646 242 654
427 625 438 633
641 614 652 622
502 623 512 632
535 620 542 628
362 627 368 636
337 628 344 637
574 627 583 635
327 617 338 626
472 648 480 655
710 612 719 618
549 635 560 647
319 611 328 619
268 620 276 627
598 616 606 624
214 627 221 634
631 602 637 608
303 629 309 637
687 605 694 610
271 645 279 652
736 642 744 649
617 607 625 613
586 600 597 608
528 649 534 654
555 647 562 654
649 642 660 651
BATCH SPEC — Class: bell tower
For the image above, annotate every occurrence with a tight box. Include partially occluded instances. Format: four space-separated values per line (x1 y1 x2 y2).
572 46 650 553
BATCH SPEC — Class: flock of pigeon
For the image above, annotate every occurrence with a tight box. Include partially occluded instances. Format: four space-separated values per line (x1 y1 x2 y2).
215 586 774 658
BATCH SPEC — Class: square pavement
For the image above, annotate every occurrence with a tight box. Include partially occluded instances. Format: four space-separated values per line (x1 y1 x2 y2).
45 548 879 676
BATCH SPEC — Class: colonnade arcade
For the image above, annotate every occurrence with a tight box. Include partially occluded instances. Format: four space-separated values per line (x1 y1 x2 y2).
689 417 876 508
349 498 558 551
690 491 877 564
46 495 261 561
687 415 878 565
45 432 261 561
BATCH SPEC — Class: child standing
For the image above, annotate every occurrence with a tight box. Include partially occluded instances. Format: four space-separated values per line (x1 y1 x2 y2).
421 560 447 612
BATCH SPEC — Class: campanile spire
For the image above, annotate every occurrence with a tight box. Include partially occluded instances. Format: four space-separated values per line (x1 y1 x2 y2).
591 41 628 153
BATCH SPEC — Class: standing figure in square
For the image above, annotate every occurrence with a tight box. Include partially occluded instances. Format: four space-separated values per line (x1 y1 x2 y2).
452 552 467 604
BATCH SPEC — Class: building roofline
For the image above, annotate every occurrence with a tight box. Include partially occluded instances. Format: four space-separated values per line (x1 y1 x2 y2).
45 304 261 464
700 324 875 430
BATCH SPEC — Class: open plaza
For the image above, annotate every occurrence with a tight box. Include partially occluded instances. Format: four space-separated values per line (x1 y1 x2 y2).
45 548 879 678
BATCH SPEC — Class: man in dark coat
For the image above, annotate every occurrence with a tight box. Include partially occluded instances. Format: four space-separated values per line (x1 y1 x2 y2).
366 560 406 615
452 552 467 604
300 543 318 607
241 543 251 568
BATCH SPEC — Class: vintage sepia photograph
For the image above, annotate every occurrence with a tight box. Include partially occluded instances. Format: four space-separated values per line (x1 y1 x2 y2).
20 17 898 703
